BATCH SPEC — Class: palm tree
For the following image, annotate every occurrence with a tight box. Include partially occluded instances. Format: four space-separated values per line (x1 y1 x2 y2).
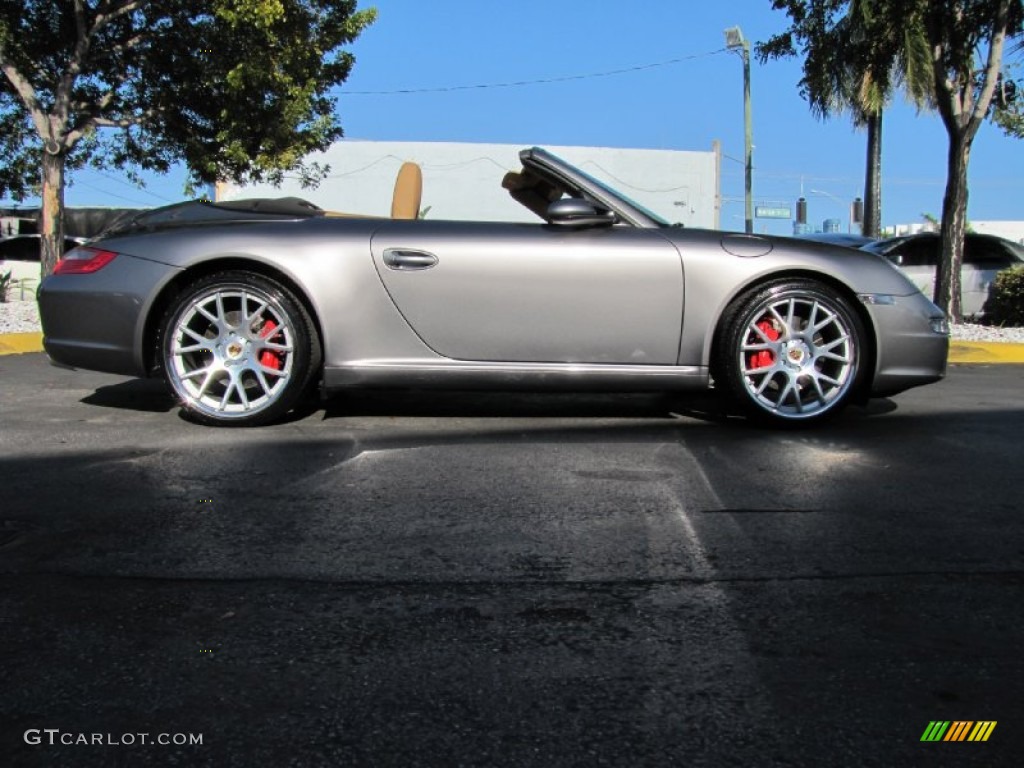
770 0 931 238
919 0 1023 320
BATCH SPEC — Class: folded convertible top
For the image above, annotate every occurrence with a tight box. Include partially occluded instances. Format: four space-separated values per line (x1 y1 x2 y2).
102 197 323 236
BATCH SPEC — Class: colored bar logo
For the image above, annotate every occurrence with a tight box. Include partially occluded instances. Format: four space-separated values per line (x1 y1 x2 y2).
920 721 996 742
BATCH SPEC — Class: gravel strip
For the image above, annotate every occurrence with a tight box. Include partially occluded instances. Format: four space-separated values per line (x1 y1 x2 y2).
3 297 1024 342
0 298 41 335
948 322 1024 344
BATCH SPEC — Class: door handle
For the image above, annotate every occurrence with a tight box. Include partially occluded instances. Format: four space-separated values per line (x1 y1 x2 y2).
383 248 438 270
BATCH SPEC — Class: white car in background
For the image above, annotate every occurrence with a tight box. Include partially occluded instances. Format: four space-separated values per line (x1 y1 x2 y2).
861 233 1024 318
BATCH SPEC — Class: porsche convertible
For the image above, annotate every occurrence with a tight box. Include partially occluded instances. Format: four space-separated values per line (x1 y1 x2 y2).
38 147 948 427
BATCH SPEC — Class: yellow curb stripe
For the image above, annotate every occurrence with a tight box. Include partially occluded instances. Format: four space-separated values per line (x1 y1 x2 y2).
0 332 43 355
949 341 1024 364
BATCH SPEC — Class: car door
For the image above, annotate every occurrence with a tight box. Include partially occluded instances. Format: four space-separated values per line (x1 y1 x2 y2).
370 220 683 364
963 237 1021 317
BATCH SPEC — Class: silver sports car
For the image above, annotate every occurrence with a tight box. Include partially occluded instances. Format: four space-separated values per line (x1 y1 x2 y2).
38 147 948 427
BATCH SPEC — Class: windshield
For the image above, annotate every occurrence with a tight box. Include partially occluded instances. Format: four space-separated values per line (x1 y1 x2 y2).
571 165 672 228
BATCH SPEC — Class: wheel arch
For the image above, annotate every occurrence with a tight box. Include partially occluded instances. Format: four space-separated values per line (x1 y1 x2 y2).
143 257 325 377
708 269 878 401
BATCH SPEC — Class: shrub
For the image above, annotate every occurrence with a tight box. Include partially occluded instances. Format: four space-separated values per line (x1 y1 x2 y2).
983 265 1024 327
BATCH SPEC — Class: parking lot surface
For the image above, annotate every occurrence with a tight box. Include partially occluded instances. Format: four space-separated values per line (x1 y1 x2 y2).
1 353 1023 766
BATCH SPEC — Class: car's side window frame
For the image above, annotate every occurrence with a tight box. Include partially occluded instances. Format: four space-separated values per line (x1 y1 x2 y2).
895 238 937 268
964 238 1017 268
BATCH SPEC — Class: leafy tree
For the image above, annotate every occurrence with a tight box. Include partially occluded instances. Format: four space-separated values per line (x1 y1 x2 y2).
0 1 376 275
758 0 932 239
992 82 1023 136
991 57 1023 137
919 0 1022 321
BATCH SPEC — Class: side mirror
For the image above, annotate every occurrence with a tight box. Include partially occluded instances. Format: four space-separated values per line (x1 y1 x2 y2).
546 198 616 228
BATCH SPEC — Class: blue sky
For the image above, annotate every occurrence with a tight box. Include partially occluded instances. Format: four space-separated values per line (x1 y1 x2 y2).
9 0 1024 235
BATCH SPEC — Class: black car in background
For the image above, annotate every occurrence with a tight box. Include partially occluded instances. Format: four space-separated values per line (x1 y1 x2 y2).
0 235 88 284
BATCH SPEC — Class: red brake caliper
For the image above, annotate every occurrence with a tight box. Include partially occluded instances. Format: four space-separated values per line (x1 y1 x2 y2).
258 319 283 371
749 320 779 370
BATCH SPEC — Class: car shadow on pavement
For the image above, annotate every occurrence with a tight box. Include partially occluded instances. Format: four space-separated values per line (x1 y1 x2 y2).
315 388 901 428
70 374 899 428
80 378 177 413
320 389 726 422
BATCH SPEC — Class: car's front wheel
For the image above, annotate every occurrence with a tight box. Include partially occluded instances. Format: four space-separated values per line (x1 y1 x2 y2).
159 271 320 426
715 279 866 425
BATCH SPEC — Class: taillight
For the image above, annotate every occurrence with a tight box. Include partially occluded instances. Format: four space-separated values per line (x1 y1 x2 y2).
54 247 119 275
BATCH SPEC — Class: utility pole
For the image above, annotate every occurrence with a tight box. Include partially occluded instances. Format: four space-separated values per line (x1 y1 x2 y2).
725 27 753 234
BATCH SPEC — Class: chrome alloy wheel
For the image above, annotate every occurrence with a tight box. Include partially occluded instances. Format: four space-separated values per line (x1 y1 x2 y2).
738 293 857 420
166 286 296 420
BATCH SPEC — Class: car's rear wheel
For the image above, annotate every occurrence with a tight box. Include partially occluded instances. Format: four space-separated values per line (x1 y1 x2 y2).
715 279 866 425
159 271 320 426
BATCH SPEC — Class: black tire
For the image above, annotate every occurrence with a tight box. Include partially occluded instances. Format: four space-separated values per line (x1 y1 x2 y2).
714 279 867 425
158 271 321 426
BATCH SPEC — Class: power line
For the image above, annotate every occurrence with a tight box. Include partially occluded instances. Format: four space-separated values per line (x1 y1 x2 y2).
343 49 729 95
274 155 512 181
85 169 178 203
70 180 167 206
576 160 696 194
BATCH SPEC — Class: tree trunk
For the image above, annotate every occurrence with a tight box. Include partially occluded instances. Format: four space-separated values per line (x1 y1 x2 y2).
40 148 67 278
934 134 970 322
862 111 882 238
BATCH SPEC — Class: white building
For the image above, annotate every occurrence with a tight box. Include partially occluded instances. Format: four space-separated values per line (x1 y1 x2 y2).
971 221 1024 245
221 140 720 229
883 219 1024 243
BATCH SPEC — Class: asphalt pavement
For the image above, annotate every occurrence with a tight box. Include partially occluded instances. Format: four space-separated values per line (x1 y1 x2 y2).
1 352 1023 767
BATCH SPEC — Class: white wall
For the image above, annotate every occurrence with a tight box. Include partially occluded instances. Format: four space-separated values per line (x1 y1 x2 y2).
222 140 718 228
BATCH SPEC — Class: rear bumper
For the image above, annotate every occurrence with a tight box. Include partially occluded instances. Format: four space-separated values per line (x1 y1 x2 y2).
38 254 179 377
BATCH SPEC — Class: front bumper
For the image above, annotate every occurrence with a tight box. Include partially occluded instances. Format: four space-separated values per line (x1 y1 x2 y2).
863 292 948 397
38 254 180 377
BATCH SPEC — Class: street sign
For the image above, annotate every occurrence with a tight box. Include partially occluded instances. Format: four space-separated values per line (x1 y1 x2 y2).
755 206 792 219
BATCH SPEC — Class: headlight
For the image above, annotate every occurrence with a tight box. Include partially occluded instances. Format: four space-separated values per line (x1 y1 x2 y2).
858 293 897 306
